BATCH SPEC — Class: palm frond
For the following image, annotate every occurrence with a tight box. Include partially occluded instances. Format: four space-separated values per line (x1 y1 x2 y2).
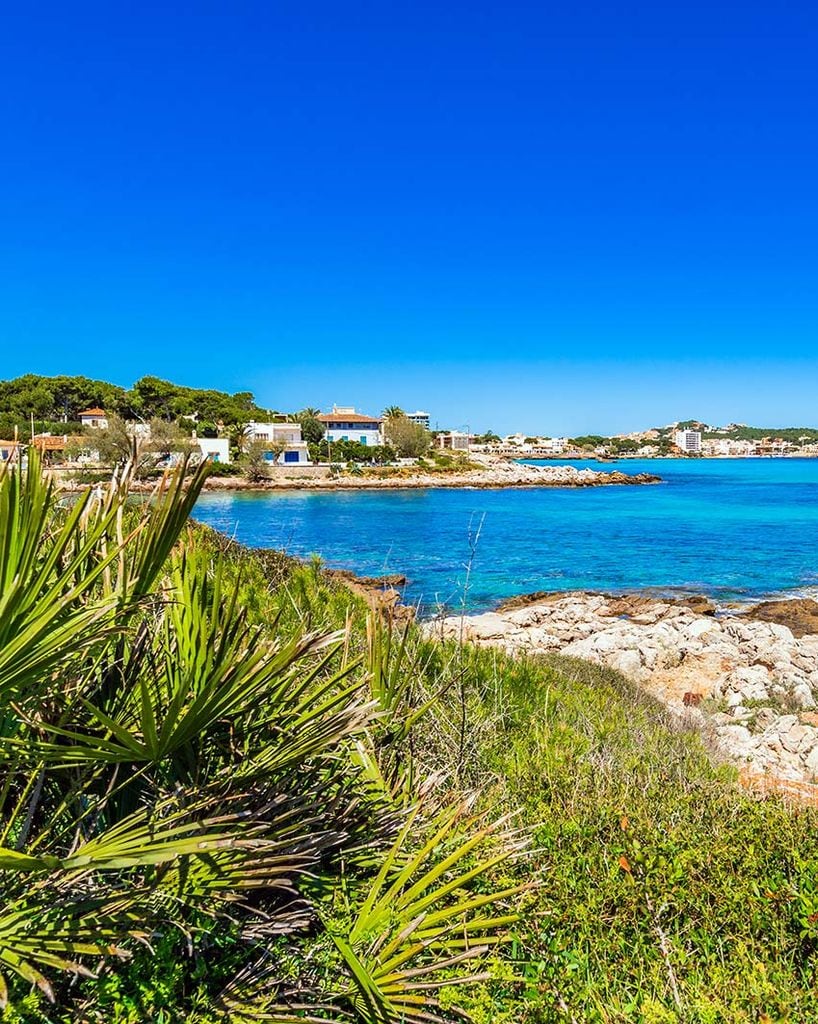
328 802 529 1024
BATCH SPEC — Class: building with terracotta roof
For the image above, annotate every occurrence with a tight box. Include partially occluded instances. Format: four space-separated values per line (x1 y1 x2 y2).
317 407 383 446
78 408 109 429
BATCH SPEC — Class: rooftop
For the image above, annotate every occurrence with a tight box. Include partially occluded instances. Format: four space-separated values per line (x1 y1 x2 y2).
78 407 106 417
318 412 382 424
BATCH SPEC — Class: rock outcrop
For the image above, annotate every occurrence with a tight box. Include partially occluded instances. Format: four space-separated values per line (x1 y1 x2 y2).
746 597 818 638
429 592 818 787
202 462 661 491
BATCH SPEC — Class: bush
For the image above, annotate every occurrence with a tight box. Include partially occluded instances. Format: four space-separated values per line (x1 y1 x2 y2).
203 460 238 477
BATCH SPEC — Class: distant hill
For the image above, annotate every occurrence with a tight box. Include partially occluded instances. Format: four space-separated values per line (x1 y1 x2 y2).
655 420 818 443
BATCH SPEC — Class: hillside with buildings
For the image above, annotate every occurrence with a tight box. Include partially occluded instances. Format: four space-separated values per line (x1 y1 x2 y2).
3 375 818 470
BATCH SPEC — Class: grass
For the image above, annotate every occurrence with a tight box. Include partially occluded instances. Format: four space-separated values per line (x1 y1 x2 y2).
421 645 818 1022
200 536 818 1022
7 518 818 1023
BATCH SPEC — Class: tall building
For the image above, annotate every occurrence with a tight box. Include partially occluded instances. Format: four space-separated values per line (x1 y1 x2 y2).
674 429 702 453
406 410 430 430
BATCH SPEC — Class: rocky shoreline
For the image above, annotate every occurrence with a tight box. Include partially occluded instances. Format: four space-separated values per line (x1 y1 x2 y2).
429 591 818 793
201 462 660 491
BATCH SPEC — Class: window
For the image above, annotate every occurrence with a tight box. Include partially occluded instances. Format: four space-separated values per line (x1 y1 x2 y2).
360 436 367 445
284 450 299 463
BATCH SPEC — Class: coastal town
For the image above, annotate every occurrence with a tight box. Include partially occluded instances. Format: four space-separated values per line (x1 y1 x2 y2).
2 372 818 475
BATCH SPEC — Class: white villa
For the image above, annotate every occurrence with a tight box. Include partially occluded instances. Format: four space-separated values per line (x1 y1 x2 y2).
245 421 311 464
78 407 109 429
317 407 383 446
0 440 21 464
538 437 569 454
194 437 231 464
436 430 470 451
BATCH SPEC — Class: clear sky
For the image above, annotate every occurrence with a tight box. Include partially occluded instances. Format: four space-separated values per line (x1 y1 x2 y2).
1 1 816 434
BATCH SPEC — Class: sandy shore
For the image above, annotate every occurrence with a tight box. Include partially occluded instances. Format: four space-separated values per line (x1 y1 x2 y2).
429 590 818 795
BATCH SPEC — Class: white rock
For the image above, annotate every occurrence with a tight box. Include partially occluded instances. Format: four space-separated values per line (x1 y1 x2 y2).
792 683 815 709
608 650 643 678
686 618 721 639
780 724 815 753
725 665 771 702
805 746 818 776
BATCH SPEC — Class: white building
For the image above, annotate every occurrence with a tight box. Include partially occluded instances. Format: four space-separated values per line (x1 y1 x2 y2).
674 429 702 454
0 440 20 464
78 408 109 429
317 407 383 447
195 437 231 464
406 411 430 430
538 437 569 454
436 430 470 451
701 438 755 457
246 421 311 464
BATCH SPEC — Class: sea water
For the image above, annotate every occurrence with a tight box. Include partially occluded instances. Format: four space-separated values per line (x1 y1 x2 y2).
193 459 818 613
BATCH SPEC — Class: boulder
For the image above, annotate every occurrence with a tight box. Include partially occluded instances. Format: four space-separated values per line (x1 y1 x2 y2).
805 746 818 776
723 665 771 703
747 598 818 638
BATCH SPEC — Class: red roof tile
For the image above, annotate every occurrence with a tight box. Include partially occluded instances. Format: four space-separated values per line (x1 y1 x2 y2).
317 413 382 424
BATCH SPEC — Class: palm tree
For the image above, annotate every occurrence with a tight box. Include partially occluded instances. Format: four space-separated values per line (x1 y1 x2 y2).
382 406 405 421
0 450 524 1018
230 421 255 454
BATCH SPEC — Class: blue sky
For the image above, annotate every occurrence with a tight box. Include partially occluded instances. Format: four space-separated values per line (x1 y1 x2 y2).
1 1 816 434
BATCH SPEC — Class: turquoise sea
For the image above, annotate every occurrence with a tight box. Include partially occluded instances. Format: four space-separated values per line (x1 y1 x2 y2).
193 459 818 613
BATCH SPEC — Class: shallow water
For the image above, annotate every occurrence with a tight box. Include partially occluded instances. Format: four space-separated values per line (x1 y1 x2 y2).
193 459 818 612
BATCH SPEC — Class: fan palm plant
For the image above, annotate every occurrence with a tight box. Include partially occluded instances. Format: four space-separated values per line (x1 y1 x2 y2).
0 450 526 1019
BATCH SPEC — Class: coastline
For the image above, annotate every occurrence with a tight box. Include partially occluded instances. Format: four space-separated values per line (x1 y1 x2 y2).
429 589 818 796
198 462 661 491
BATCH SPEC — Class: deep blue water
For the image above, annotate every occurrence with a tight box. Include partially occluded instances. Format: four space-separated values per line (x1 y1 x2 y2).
193 459 818 612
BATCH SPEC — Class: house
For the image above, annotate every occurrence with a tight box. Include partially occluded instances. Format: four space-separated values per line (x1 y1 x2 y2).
317 407 383 447
245 421 311 464
406 411 431 430
436 431 470 452
78 408 109 429
701 438 755 457
538 437 569 455
32 434 70 464
194 437 231 464
0 440 20 464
